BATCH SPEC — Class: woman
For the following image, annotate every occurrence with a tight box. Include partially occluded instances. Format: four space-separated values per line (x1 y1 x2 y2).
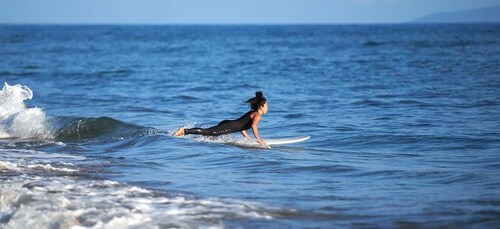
173 91 268 145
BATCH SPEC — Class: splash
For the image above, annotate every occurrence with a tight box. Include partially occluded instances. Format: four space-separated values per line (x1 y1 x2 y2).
0 82 156 141
0 82 51 139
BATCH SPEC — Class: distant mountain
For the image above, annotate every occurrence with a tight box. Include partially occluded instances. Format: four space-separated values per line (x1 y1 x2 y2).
415 5 500 23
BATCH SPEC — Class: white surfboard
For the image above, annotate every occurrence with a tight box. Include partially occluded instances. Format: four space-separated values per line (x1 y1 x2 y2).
264 136 310 145
186 135 310 148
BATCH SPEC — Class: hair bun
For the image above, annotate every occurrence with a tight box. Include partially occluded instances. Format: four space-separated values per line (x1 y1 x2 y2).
255 91 263 98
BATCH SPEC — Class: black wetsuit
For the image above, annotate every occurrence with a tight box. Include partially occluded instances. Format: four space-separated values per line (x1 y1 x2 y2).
184 111 254 136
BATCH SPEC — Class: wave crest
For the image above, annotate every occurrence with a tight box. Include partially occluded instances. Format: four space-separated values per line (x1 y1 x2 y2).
0 82 50 139
1 82 155 142
52 116 149 141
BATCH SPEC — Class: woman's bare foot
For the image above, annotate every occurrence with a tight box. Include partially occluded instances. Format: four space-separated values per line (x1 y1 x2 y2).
173 128 185 137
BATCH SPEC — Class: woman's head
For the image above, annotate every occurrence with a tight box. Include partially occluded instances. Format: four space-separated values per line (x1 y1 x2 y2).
246 91 267 113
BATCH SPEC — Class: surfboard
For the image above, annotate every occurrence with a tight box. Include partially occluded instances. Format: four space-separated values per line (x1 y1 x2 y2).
180 135 310 148
264 136 310 145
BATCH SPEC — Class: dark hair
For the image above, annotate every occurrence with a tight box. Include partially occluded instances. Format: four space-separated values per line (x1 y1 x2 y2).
246 91 267 111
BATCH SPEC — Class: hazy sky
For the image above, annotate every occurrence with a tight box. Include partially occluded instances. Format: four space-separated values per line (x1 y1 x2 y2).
1 0 499 24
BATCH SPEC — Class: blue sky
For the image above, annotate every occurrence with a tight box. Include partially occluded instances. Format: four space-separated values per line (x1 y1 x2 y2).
1 0 499 24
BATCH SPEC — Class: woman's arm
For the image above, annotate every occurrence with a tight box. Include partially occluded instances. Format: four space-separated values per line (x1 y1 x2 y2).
241 130 251 140
251 113 266 145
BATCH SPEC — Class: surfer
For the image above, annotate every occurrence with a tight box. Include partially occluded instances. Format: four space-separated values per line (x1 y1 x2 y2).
173 91 268 145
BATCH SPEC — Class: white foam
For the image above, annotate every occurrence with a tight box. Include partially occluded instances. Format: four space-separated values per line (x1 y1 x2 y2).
0 175 278 229
0 82 52 139
0 160 20 170
0 147 85 159
26 163 79 172
0 148 82 174
0 160 78 173
0 146 280 228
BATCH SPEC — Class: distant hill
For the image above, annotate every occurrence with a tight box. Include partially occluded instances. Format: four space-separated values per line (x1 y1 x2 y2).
415 5 500 23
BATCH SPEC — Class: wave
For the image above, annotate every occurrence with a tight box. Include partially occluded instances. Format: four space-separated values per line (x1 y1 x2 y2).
0 164 282 228
0 82 156 142
50 116 153 141
363 40 395 47
0 82 50 139
0 174 285 228
0 148 289 228
361 39 496 49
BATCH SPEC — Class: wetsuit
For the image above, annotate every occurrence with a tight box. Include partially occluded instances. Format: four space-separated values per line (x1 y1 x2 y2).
184 111 254 136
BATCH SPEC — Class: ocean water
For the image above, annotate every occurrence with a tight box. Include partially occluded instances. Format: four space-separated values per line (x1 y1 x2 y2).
1 24 499 228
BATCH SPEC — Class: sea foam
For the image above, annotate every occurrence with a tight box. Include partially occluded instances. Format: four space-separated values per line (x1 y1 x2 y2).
0 82 51 139
0 172 277 229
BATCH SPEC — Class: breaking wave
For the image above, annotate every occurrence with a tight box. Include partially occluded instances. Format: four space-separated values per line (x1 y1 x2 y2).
0 82 50 139
0 83 156 142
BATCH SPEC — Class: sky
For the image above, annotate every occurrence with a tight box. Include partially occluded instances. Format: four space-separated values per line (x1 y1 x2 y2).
0 0 499 24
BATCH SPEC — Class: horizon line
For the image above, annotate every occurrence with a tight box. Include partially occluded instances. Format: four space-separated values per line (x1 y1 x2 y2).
1 21 500 26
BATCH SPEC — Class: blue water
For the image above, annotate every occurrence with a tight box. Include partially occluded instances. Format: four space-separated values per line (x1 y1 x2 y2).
1 24 500 228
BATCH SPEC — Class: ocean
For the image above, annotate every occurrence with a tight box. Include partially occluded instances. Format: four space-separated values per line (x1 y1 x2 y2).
1 24 499 228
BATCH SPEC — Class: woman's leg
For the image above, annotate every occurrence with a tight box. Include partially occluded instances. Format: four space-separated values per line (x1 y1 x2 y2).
184 120 236 136
173 127 186 136
184 128 209 135
174 127 215 137
173 120 237 137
